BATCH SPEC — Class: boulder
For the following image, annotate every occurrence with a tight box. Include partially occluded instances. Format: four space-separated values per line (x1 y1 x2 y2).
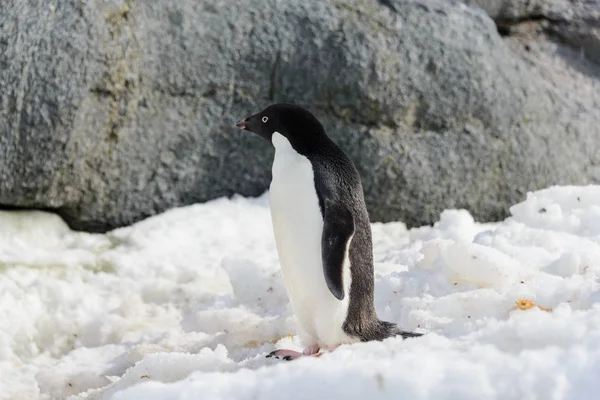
463 0 600 64
0 0 598 231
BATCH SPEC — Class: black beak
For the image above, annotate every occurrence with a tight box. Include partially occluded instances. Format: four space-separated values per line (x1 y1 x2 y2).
235 119 248 130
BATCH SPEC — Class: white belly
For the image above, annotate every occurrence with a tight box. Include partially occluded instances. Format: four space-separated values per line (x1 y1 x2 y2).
269 132 355 348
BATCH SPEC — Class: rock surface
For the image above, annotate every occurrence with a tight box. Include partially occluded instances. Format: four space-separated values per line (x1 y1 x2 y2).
464 0 600 63
0 0 599 232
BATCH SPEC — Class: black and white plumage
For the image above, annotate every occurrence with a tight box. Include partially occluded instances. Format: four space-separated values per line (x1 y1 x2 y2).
235 104 421 359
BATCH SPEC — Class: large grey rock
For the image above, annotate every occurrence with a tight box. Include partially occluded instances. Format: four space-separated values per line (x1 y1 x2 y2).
459 0 558 20
547 0 600 65
463 0 600 64
0 0 599 231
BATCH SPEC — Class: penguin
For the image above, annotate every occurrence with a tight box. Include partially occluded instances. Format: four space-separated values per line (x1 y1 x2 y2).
234 104 422 360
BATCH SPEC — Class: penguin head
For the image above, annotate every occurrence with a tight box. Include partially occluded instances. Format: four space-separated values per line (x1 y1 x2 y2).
235 103 327 152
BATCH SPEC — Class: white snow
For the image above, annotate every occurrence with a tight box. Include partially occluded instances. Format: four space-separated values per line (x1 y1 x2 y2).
2 185 600 400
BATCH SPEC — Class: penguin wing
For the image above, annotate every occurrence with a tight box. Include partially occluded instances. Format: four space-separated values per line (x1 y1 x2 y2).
321 199 355 301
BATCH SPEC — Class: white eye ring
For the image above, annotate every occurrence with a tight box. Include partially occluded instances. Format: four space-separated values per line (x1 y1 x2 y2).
262 116 268 123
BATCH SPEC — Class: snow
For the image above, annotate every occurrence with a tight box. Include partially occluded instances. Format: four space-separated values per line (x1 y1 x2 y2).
2 185 600 400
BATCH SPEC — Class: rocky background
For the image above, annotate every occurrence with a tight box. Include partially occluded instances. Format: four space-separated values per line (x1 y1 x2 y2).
1 0 599 232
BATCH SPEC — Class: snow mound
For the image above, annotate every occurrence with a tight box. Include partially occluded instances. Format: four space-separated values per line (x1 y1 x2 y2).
1 186 600 400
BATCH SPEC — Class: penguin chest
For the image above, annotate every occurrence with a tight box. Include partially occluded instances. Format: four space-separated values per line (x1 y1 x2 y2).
269 133 353 347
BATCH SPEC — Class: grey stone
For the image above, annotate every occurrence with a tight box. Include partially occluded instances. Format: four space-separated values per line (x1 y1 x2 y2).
459 0 554 20
0 0 599 231
461 0 600 65
547 0 600 65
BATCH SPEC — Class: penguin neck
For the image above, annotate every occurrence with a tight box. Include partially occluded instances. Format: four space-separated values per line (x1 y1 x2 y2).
271 130 332 158
272 131 296 154
271 132 311 183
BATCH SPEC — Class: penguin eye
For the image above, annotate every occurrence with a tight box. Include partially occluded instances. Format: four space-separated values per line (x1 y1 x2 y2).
262 116 268 123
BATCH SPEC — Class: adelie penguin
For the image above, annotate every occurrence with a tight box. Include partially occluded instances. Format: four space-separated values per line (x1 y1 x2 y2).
235 104 422 360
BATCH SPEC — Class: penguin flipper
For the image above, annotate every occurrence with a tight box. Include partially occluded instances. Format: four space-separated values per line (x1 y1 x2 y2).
321 200 355 301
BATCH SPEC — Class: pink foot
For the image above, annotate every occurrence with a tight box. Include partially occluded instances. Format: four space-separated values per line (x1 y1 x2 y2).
267 345 321 361
302 344 321 355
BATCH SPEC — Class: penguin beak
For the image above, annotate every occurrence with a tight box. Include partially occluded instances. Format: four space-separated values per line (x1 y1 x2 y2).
234 119 248 130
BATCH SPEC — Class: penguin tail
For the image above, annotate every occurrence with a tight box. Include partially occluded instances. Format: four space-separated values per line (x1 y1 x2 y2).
347 320 424 341
380 320 424 340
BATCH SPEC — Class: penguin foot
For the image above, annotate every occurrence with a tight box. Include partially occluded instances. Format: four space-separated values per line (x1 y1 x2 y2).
266 345 321 361
266 349 304 361
302 344 321 355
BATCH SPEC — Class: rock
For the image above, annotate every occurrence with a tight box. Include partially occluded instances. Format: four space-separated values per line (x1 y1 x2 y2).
459 0 549 21
459 0 579 22
0 0 599 232
463 0 600 64
546 0 600 65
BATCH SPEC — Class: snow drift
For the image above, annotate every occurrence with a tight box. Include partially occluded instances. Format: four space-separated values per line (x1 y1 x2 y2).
2 185 600 399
